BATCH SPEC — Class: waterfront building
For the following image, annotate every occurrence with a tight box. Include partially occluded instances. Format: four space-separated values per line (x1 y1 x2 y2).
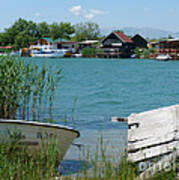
78 40 99 51
156 39 179 60
98 32 134 58
30 37 77 53
131 34 148 49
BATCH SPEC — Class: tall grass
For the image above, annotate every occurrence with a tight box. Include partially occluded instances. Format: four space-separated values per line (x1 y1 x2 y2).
0 136 60 180
0 55 61 120
0 134 176 180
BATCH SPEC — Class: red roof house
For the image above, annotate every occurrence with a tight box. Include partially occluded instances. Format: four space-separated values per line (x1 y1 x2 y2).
100 31 134 58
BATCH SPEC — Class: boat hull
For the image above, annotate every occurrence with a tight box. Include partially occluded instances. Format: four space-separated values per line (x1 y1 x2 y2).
0 120 80 162
31 52 64 58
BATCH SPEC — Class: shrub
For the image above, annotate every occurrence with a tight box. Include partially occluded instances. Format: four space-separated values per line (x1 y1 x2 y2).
81 48 100 57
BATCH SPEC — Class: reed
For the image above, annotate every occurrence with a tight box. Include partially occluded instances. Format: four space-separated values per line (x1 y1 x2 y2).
0 55 61 120
0 135 176 180
0 135 60 180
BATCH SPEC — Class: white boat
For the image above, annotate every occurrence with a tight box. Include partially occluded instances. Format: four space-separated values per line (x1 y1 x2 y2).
0 120 80 162
72 53 82 58
156 54 172 61
0 51 20 57
10 51 20 57
30 48 68 58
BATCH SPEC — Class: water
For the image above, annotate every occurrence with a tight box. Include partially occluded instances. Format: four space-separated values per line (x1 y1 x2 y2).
24 57 179 174
25 58 179 127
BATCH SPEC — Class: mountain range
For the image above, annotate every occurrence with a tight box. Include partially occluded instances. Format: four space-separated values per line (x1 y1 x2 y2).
101 27 179 39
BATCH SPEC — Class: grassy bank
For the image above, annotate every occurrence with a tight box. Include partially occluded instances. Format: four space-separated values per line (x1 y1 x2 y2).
0 137 60 180
0 136 176 180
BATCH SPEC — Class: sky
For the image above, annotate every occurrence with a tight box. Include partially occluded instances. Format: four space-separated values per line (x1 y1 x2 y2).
0 0 179 32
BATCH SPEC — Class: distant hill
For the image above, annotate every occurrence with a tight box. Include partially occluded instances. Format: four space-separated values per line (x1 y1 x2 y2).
101 27 179 39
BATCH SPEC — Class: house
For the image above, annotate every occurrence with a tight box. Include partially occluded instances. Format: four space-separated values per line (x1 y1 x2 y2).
98 32 134 58
156 38 179 59
30 37 56 50
78 40 99 51
30 37 77 53
131 34 148 49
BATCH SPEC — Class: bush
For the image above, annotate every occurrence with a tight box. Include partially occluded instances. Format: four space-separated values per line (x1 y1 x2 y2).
134 47 141 58
81 48 100 57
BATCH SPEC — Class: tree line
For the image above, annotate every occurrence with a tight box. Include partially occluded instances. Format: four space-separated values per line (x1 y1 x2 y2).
0 18 101 49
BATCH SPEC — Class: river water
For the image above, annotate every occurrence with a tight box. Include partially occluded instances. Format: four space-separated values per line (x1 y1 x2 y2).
24 57 179 174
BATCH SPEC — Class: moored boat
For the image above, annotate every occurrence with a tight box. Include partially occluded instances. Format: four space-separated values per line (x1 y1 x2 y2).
156 54 172 61
0 120 80 162
30 48 69 58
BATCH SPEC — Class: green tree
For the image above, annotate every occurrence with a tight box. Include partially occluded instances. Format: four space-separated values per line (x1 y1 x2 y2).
0 18 75 48
168 34 173 39
14 32 30 49
37 22 50 37
142 48 150 58
50 23 61 40
134 47 141 58
74 22 100 41
113 29 124 33
0 18 38 48
49 22 75 40
58 22 75 39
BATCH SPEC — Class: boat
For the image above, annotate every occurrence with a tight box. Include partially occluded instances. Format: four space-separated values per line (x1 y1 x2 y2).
0 51 20 57
30 48 69 58
130 54 136 59
72 53 82 58
156 54 172 61
0 120 80 162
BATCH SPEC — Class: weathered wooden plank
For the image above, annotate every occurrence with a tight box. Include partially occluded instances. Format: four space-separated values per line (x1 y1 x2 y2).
128 141 176 162
128 124 175 142
135 153 176 180
125 105 179 178
128 132 175 151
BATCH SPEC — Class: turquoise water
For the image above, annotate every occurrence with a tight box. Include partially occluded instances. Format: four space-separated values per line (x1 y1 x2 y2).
25 57 179 130
24 57 179 174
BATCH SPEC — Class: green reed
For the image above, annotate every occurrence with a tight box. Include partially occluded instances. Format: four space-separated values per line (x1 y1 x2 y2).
0 55 61 120
0 134 176 180
63 136 176 180
0 136 60 180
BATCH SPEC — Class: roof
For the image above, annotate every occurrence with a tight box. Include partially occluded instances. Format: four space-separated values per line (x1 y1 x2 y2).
40 37 54 43
40 37 67 43
166 38 179 42
0 46 13 49
113 32 133 43
132 34 148 43
158 38 179 43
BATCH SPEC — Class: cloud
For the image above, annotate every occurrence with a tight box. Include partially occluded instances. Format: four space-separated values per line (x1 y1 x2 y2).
69 5 82 16
69 6 108 19
143 7 150 12
34 12 40 17
85 13 94 20
90 9 108 15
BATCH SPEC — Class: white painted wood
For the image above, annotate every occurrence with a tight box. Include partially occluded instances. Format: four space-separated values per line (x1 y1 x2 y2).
128 141 176 162
0 120 80 162
127 105 179 163
128 105 179 126
128 132 175 151
135 153 176 180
